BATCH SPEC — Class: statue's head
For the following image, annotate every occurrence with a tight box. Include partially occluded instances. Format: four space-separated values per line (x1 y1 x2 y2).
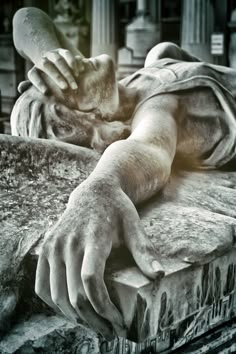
10 61 130 152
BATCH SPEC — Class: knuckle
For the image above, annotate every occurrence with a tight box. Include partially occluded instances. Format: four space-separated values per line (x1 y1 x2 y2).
50 49 58 55
62 49 72 59
43 237 63 257
54 73 63 83
55 57 64 65
40 243 50 258
51 239 63 256
41 57 48 66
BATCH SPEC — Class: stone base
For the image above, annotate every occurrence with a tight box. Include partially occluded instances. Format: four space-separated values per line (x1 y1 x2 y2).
103 250 236 349
1 135 236 352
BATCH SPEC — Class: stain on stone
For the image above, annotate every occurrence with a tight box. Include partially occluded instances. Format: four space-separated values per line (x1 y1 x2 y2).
214 266 221 300
158 291 167 331
224 263 236 295
196 285 201 310
201 264 213 306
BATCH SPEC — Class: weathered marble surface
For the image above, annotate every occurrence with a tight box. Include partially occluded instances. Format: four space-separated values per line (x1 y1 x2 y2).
0 134 236 352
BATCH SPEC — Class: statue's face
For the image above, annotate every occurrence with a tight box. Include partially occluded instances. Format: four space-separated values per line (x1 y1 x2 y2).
75 54 119 117
11 55 126 152
11 83 129 153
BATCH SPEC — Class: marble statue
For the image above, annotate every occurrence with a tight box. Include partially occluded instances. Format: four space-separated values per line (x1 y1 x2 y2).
6 6 236 345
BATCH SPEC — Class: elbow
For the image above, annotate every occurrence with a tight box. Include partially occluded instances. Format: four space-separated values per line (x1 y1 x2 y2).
12 8 30 55
13 7 46 56
13 7 51 31
13 7 28 29
13 7 43 27
13 7 32 35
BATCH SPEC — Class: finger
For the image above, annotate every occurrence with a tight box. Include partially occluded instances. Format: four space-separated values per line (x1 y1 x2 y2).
17 80 31 94
65 246 114 339
45 51 78 90
35 255 58 311
28 67 48 95
59 49 79 78
129 228 165 280
49 256 78 322
75 55 85 73
125 224 165 279
40 57 68 90
82 245 126 337
123 207 165 280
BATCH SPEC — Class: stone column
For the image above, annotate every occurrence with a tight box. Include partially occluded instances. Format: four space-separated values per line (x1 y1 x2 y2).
91 0 117 62
181 0 214 62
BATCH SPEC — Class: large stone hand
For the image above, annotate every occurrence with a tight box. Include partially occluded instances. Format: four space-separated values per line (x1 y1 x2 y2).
35 178 164 339
28 49 84 94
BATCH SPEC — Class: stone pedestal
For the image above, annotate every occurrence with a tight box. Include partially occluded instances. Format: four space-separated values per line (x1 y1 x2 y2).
91 0 117 62
1 134 236 351
181 0 214 62
118 0 160 78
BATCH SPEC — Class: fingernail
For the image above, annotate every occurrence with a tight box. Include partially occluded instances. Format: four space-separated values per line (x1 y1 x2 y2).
60 81 68 90
152 260 164 275
71 82 78 90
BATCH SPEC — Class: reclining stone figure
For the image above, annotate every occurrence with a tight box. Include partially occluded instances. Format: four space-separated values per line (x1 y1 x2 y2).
10 7 236 340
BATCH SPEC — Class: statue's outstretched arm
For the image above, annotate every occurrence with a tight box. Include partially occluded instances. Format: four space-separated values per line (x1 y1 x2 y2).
35 94 178 338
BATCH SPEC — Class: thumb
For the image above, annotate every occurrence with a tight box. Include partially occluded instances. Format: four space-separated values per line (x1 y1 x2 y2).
123 206 165 280
17 80 32 94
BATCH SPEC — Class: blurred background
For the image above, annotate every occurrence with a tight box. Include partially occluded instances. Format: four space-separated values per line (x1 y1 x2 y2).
1 0 236 134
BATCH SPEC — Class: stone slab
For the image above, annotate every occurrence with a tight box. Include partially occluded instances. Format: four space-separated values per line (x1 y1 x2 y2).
0 134 236 350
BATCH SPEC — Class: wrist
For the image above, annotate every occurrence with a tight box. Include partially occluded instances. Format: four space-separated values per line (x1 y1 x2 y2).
85 173 121 194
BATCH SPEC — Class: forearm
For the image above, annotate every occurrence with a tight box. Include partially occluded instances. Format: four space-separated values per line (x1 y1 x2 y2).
89 139 172 205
